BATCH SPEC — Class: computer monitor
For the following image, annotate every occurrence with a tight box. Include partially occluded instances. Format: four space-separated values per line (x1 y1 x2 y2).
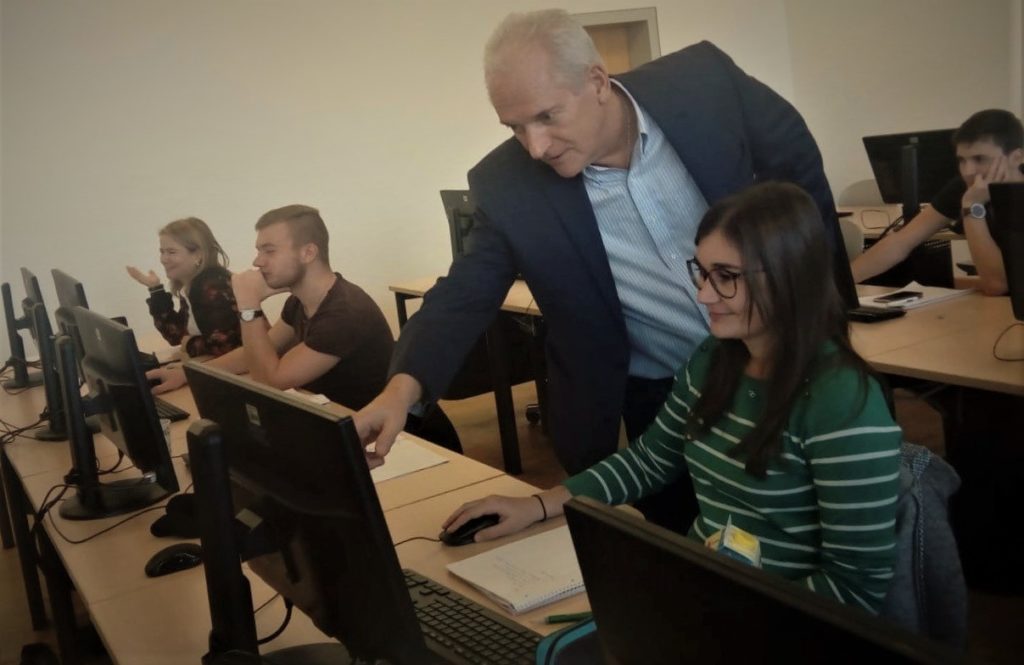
55 306 179 519
863 129 958 223
564 496 956 664
184 361 431 664
2 278 43 389
51 268 92 376
990 182 1024 321
18 268 67 441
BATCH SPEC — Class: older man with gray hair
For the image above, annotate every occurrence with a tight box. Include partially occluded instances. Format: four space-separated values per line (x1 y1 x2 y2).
357 9 840 532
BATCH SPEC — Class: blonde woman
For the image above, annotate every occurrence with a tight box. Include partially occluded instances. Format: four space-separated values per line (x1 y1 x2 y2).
126 217 240 357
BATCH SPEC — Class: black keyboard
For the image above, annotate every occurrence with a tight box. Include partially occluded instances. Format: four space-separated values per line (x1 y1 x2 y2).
404 569 542 665
154 397 189 422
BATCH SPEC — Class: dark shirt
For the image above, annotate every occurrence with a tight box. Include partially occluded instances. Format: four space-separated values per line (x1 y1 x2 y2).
929 166 1024 244
280 274 394 411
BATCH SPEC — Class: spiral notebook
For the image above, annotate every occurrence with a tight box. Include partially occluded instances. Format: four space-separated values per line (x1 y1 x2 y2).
445 526 585 614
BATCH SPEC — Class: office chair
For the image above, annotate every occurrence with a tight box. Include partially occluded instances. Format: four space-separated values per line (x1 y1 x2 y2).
439 190 548 430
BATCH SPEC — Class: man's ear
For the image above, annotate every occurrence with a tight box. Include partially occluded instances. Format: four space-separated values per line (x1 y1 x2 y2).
1008 147 1024 168
299 243 319 264
587 63 612 102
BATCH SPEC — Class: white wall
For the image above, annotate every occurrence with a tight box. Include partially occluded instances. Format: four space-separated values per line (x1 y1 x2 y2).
0 0 792 356
0 1 1019 363
785 0 1015 203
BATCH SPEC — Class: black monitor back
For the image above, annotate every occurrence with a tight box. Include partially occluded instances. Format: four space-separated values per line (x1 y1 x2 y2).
863 129 957 205
184 361 430 664
72 306 178 492
564 496 956 664
52 269 89 311
51 269 91 370
990 182 1024 321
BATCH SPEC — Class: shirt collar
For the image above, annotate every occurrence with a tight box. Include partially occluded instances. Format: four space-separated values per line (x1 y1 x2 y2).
585 80 649 176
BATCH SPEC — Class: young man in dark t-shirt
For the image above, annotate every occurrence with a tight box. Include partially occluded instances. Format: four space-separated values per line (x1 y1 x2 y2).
852 109 1023 295
148 204 461 451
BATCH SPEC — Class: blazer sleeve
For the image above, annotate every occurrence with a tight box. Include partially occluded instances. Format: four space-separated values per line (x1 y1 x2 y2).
389 205 517 402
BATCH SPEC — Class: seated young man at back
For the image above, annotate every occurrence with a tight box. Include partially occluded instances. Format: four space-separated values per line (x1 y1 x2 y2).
149 204 461 452
852 109 1023 295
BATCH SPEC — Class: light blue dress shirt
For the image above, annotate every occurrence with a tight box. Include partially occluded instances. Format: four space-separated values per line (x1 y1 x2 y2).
583 82 710 379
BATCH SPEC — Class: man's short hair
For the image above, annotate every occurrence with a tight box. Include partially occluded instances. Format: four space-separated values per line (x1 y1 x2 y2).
484 9 602 92
953 109 1024 153
256 205 330 265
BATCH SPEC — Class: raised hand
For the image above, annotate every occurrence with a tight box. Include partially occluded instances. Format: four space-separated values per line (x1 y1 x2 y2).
126 265 161 289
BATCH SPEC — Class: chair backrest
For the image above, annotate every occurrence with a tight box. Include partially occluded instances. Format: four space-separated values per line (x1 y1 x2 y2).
838 216 865 259
881 442 966 650
837 178 884 206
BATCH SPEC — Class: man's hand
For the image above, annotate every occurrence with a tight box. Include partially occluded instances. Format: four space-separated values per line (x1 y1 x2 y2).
231 269 286 309
963 154 1011 207
126 266 161 289
353 374 423 468
146 366 186 395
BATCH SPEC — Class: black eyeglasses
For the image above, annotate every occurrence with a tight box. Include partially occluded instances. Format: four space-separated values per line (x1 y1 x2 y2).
686 258 762 300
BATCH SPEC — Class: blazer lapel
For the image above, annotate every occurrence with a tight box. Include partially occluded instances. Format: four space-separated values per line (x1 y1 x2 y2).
541 174 622 318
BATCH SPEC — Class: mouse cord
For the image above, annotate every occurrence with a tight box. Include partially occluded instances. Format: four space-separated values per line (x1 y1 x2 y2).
393 536 441 547
45 481 194 545
257 599 293 645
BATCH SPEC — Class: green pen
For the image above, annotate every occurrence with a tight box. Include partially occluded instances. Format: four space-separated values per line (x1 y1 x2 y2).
544 611 593 624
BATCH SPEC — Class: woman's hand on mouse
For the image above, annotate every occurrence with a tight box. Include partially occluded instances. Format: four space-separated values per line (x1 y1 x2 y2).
442 486 572 543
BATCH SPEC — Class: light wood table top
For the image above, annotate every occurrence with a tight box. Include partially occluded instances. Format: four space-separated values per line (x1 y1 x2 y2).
390 276 541 317
388 474 590 635
851 290 1023 394
86 475 581 664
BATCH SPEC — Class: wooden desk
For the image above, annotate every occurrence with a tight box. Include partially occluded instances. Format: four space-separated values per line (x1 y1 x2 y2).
851 291 1024 396
83 475 582 664
390 277 545 476
1 378 509 663
387 474 589 634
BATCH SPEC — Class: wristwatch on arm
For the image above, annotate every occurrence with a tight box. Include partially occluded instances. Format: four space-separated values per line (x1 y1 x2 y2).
238 308 264 322
961 203 986 220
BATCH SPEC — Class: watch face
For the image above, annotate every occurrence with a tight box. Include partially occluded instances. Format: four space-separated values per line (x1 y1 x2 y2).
240 309 261 322
970 203 986 219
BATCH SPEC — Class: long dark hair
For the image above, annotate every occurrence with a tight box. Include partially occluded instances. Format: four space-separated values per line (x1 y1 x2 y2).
688 182 872 476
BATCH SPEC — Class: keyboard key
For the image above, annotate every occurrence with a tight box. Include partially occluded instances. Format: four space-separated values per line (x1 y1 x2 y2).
404 569 542 664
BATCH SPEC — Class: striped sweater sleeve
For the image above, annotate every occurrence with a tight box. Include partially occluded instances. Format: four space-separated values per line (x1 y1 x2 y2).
793 370 902 613
563 360 699 504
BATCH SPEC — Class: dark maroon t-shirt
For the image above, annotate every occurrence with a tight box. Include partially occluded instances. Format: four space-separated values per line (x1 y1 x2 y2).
280 274 394 410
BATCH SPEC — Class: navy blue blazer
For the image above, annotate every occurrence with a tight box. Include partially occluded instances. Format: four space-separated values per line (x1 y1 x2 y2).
392 41 839 473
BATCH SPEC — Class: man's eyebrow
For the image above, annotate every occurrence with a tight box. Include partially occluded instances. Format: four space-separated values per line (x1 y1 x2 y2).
501 106 559 129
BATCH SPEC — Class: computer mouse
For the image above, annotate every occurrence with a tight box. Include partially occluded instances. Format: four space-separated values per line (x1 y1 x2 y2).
439 514 501 547
144 542 203 577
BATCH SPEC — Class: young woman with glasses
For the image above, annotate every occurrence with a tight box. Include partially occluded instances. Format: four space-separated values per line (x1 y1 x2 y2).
442 182 902 613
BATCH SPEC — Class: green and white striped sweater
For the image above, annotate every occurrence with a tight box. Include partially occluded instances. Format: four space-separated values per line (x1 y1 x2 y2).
564 337 902 613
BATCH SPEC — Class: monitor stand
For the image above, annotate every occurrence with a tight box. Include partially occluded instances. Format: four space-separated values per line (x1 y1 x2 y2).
209 644 351 664
58 479 172 521
2 365 42 389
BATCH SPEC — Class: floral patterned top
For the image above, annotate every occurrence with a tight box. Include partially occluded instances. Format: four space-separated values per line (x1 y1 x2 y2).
146 266 240 357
